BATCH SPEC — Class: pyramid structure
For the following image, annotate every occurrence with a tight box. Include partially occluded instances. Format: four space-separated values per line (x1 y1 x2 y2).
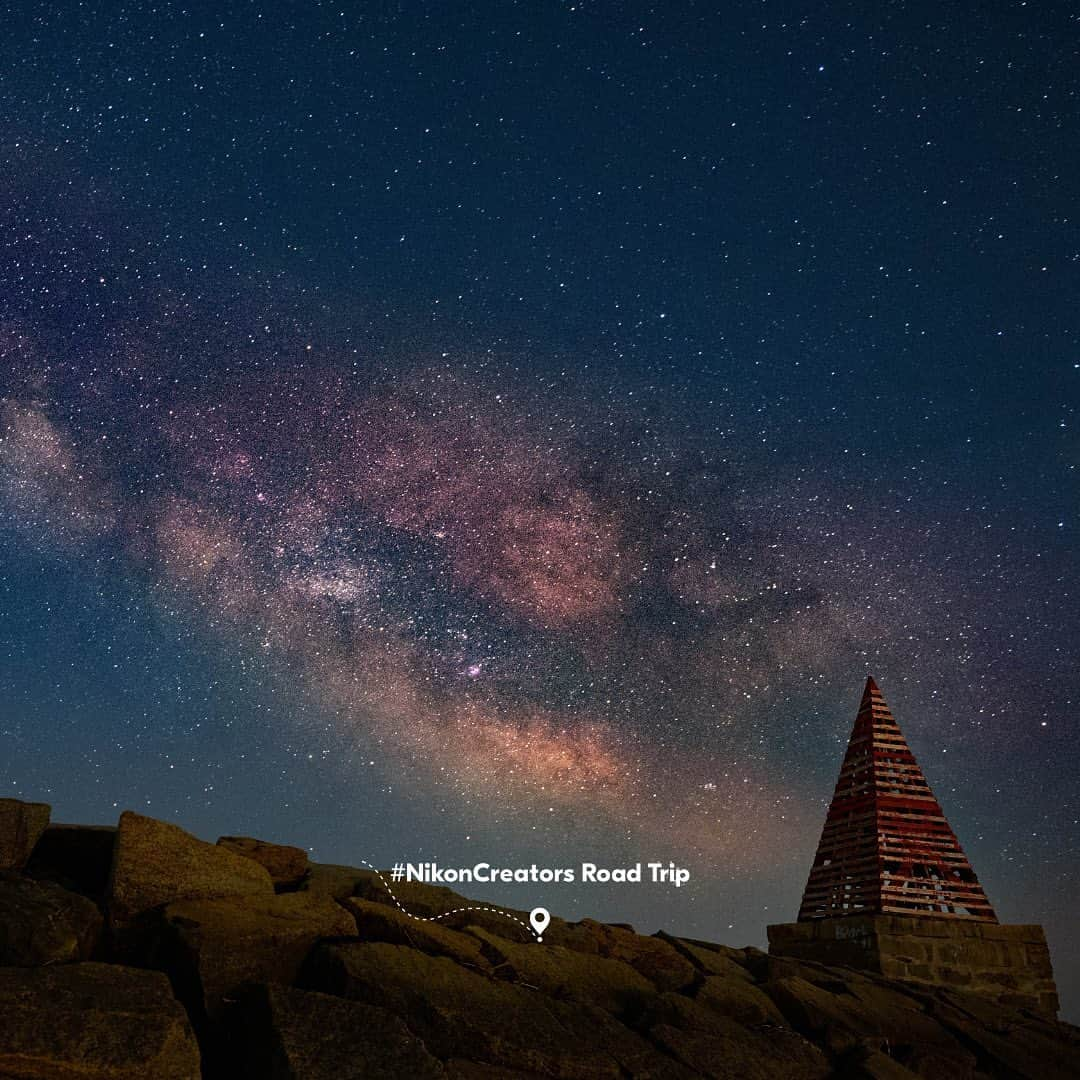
798 676 997 922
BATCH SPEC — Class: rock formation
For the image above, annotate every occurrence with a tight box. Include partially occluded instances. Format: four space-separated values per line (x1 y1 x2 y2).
0 797 1077 1079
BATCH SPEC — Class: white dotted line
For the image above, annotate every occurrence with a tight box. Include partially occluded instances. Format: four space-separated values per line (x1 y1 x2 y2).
357 860 538 939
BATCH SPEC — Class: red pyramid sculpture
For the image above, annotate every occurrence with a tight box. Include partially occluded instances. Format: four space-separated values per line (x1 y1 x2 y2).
798 676 997 922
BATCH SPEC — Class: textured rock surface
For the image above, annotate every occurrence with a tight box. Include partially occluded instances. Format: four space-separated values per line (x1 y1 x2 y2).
229 982 446 1079
345 897 492 969
0 797 50 871
217 835 309 888
0 962 201 1079
107 811 273 931
1 808 1077 1078
0 871 103 964
554 918 699 991
465 924 657 1012
161 891 357 1018
769 915 1061 1017
302 940 652 1077
297 860 379 900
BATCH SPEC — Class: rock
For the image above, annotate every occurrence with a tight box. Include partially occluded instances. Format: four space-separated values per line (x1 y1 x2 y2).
345 897 491 969
0 871 103 964
637 988 829 1078
229 982 445 1078
24 823 116 898
297 861 379 900
354 874 476 917
3 804 1079 1078
218 835 309 888
350 875 539 945
764 973 885 1055
161 891 358 1018
0 961 200 1078
566 919 698 992
302 941 626 1076
550 1000 703 1078
444 1062 546 1079
841 1047 922 1079
647 1006 830 1080
107 811 274 932
465 925 656 1014
0 797 50 871
763 973 974 1069
694 972 788 1026
926 993 1080 1080
661 932 756 981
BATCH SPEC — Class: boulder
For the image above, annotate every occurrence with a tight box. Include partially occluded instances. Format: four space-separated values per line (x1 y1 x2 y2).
161 891 358 1018
564 919 698 992
301 941 626 1077
465 925 656 1014
354 874 476 917
218 835 309 888
297 861 380 900
0 797 50 871
661 933 757 981
694 972 788 1027
107 811 273 932
350 875 539 945
444 1062 546 1079
0 871 103 964
24 823 116 898
926 993 1080 1080
636 988 828 1079
651 1019 830 1080
763 973 974 1069
0 961 200 1078
345 897 491 969
841 1047 922 1079
229 982 445 1078
550 999 703 1078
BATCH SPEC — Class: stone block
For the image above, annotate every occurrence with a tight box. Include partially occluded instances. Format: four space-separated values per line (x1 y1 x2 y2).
0 872 103 964
0 798 50 871
161 891 358 1019
217 835 309 888
228 982 445 1078
107 811 273 933
0 962 200 1078
768 917 1060 1018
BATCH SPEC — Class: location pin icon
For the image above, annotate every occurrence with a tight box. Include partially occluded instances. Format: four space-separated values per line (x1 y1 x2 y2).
529 906 550 941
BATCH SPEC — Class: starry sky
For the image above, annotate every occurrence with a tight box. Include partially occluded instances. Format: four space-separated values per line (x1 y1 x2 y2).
1 1 1078 1019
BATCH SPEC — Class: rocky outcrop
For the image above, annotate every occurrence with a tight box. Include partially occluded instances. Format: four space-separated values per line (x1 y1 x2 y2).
345 897 492 970
0 797 50 871
0 798 1077 1079
463 924 658 1012
229 982 446 1079
297 860 380 900
301 940 661 1077
0 962 201 1079
217 835 309 888
161 891 358 1019
107 811 273 933
0 871 102 964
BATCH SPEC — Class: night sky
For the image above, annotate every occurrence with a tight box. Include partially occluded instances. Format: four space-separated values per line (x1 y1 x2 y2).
1 1 1078 1020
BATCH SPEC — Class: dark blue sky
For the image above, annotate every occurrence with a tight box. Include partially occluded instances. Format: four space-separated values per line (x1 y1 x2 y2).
1 1 1077 1019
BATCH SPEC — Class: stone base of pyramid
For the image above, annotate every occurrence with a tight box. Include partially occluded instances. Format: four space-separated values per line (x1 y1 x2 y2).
767 915 1059 1017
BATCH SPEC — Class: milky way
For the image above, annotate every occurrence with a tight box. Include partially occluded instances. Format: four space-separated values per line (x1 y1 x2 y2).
0 1 1077 1018
2 348 817 865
